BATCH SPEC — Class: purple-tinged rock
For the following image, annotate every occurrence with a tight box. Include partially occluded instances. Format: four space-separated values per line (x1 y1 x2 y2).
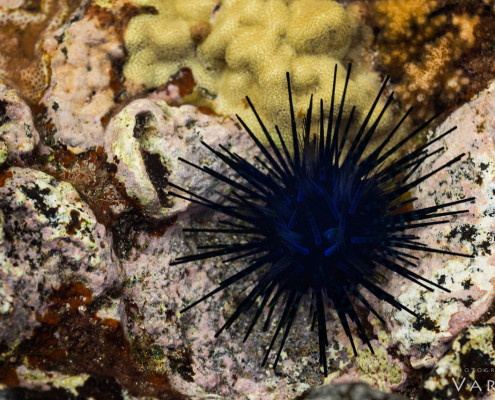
0 82 40 163
0 167 121 348
373 80 495 369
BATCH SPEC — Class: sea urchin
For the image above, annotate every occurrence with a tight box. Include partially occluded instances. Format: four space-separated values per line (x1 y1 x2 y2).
169 64 474 376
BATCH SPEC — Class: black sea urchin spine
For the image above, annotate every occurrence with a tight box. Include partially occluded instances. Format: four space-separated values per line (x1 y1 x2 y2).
169 64 474 376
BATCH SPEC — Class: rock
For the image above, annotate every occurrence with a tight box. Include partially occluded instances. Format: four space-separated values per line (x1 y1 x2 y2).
0 141 7 166
322 81 495 396
0 83 40 163
375 80 495 369
118 211 317 399
328 335 407 392
41 5 123 152
0 167 121 348
104 99 257 219
0 0 80 104
303 382 404 400
114 80 495 398
113 117 323 397
420 324 495 400
0 369 128 400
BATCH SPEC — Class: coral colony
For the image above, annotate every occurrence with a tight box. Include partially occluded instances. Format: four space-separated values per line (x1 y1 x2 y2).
124 0 373 143
169 65 474 376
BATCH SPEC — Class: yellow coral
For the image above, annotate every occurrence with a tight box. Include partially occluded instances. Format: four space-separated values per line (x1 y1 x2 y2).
124 0 216 89
399 34 469 108
124 0 394 144
374 0 436 42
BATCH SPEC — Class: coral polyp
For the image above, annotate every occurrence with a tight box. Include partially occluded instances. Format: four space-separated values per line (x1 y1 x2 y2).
169 65 474 375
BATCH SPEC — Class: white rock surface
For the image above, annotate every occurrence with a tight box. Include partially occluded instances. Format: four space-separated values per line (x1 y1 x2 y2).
41 8 123 152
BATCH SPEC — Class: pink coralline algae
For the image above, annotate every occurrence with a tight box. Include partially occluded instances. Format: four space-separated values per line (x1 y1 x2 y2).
331 80 495 391
380 81 495 369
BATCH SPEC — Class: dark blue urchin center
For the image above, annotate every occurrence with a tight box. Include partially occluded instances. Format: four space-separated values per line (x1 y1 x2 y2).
266 173 374 276
257 165 390 293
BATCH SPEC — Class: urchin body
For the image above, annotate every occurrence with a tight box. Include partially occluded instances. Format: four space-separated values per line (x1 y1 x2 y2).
169 65 473 375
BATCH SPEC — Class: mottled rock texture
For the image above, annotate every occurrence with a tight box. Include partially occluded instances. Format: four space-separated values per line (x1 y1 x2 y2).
380 80 495 369
0 2 494 398
421 324 495 400
0 140 8 166
324 80 495 395
41 4 123 152
119 211 320 399
0 82 40 163
104 99 256 219
2 78 494 400
0 167 120 348
100 76 495 400
303 382 404 400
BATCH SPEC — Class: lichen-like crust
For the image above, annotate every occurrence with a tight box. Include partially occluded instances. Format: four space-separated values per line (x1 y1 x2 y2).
170 65 474 375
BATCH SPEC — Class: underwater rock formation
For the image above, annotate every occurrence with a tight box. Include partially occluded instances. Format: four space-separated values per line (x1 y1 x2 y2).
313 79 495 396
420 324 495 399
328 334 407 392
0 167 120 348
111 109 349 396
0 141 7 166
104 99 256 219
379 79 495 369
304 382 404 400
41 4 124 152
119 207 321 398
0 82 40 164
0 0 494 398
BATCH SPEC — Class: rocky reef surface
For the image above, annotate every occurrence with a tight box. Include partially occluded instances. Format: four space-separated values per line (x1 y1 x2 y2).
1 1 495 399
0 82 40 164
